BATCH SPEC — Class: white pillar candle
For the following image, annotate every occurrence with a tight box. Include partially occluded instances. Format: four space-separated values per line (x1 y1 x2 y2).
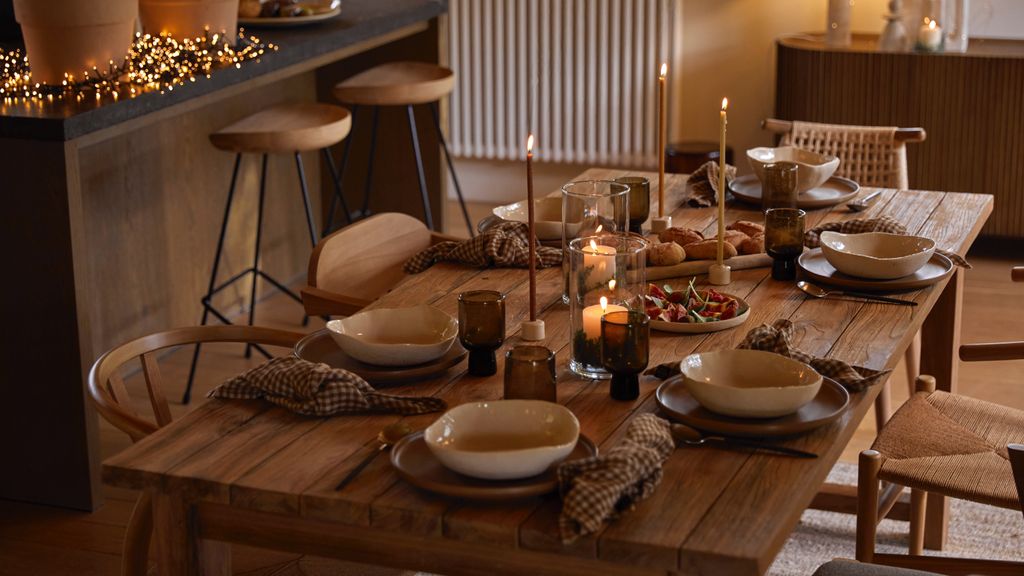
582 240 617 288
826 0 853 48
582 297 627 341
918 18 943 51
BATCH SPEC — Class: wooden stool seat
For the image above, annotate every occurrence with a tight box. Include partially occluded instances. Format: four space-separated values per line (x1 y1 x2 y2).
209 103 352 153
333 61 455 106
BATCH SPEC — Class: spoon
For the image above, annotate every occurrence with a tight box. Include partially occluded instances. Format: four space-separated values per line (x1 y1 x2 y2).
335 421 413 491
797 281 917 307
846 190 883 212
670 423 817 459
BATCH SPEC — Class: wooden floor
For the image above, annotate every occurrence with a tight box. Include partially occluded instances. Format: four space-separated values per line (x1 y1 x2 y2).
1 201 1020 575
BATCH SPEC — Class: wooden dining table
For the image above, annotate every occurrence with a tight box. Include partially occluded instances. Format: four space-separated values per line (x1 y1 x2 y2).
103 168 992 576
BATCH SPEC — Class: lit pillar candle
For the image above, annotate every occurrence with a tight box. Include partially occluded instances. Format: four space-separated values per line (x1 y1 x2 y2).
582 296 627 341
918 18 943 51
583 239 617 288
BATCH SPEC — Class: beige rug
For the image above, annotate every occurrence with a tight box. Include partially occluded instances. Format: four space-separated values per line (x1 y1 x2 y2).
257 463 1023 576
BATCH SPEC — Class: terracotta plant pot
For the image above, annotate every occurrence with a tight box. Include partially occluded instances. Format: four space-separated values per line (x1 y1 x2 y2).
13 0 138 85
139 0 240 41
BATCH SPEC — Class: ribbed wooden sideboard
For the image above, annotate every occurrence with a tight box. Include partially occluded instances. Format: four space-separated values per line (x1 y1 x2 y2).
776 33 1024 238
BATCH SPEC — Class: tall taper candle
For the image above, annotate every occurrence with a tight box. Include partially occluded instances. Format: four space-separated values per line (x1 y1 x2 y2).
526 134 537 321
658 63 667 217
717 97 728 265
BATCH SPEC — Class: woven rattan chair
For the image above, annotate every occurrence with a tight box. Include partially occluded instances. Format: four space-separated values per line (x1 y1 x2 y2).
855 267 1024 575
87 325 304 576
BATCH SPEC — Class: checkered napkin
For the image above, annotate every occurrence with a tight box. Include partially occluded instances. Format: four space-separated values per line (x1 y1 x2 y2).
685 160 737 207
208 357 447 416
403 221 563 274
644 319 889 392
805 216 970 269
557 413 674 544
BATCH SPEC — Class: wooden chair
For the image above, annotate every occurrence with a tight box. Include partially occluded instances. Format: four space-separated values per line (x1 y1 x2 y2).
87 325 305 576
855 267 1024 575
762 118 928 428
301 212 459 317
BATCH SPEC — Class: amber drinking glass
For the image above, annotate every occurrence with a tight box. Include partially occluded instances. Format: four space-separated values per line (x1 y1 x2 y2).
600 310 650 401
616 176 651 234
764 208 806 280
503 345 557 402
762 162 798 211
458 290 506 376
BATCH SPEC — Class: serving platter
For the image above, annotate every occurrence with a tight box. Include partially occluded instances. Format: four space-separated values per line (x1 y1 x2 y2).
655 375 849 438
728 174 860 209
649 292 751 334
239 7 341 27
797 248 954 292
391 432 597 501
294 329 466 385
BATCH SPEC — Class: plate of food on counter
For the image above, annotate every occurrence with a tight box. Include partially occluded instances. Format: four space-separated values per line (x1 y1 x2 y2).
644 279 751 334
645 220 772 281
239 0 341 27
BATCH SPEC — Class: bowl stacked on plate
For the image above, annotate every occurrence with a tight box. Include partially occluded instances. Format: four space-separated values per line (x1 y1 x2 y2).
327 305 458 367
819 231 935 280
746 146 839 195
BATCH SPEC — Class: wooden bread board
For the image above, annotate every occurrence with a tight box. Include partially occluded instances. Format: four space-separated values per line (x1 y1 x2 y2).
647 253 772 281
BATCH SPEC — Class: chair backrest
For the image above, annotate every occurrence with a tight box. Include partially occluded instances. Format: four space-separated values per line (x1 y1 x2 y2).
1011 444 1024 516
88 325 304 442
762 118 927 190
307 212 434 305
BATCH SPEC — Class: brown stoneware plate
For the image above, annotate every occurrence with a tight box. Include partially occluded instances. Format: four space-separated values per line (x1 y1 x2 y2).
656 375 849 438
798 248 954 293
729 174 860 209
293 329 466 386
391 431 598 501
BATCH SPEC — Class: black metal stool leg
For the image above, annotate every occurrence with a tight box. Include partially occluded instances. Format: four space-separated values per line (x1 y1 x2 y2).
360 106 380 218
244 154 269 359
324 103 357 233
295 152 319 245
406 105 434 231
431 102 473 237
183 153 243 404
321 148 351 236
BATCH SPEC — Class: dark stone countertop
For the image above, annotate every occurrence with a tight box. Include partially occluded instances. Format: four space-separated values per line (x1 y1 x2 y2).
0 0 446 142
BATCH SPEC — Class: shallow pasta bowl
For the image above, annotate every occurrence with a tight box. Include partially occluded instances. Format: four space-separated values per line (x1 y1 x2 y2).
747 146 840 194
425 400 580 480
680 350 822 418
326 305 458 367
492 196 578 240
820 231 935 280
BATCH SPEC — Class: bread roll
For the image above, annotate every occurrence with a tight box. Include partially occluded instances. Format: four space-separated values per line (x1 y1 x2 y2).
658 227 703 247
685 239 737 260
723 229 748 248
647 242 686 266
727 220 765 237
739 234 765 255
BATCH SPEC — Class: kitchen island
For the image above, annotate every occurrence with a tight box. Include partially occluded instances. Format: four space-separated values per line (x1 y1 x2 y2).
0 0 448 510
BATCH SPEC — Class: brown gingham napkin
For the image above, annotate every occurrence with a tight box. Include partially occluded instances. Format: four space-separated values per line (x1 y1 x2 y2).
685 160 737 207
557 413 674 544
208 357 447 416
645 319 889 392
403 220 562 274
805 216 971 269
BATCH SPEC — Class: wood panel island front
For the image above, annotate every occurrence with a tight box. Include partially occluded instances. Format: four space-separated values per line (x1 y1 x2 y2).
0 0 449 510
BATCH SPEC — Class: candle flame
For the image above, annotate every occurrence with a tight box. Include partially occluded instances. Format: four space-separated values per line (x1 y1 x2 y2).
600 296 608 312
609 279 616 291
659 62 667 78
928 19 937 30
590 239 599 251
721 97 729 111
526 133 534 153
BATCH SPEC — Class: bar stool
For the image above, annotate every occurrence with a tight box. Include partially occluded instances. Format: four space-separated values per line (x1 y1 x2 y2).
182 102 352 404
326 61 473 237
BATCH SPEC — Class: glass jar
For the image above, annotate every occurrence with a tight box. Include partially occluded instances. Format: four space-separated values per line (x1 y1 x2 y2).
561 180 630 302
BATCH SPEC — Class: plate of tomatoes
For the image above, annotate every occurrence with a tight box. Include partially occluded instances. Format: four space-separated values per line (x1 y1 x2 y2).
644 280 751 334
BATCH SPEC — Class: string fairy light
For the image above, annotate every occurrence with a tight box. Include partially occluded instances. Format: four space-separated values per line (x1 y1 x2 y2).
0 29 276 103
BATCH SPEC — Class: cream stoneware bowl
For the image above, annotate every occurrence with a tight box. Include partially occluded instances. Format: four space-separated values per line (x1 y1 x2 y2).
425 400 580 480
492 196 579 240
746 146 841 194
819 231 935 280
326 305 458 367
680 349 823 418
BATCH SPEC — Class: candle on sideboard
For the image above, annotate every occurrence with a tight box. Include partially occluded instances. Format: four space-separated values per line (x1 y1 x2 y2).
918 18 943 52
651 62 671 233
582 239 617 289
582 296 627 341
709 97 731 286
522 133 545 341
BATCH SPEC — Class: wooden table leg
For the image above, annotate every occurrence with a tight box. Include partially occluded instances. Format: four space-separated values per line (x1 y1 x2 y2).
153 492 231 576
918 268 963 551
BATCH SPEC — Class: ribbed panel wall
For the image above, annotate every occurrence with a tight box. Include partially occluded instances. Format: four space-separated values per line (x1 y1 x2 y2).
448 0 675 167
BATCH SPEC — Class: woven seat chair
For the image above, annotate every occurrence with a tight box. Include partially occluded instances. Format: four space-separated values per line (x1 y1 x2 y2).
87 325 304 576
856 266 1024 575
